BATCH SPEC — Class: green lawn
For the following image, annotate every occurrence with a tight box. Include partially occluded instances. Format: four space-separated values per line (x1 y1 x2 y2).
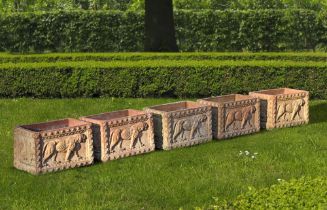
0 98 326 209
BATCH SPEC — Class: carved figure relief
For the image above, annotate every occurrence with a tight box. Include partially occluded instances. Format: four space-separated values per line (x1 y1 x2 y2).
276 98 305 122
43 133 87 165
190 115 208 139
110 122 149 151
225 105 256 131
172 115 207 142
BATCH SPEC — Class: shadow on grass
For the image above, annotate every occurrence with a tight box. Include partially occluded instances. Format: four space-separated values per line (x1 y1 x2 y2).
310 102 327 124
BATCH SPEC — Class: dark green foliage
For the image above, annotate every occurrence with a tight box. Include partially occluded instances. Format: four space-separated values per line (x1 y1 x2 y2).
0 9 326 52
174 9 326 52
0 11 144 52
210 177 327 209
318 11 327 51
0 60 326 98
0 52 326 63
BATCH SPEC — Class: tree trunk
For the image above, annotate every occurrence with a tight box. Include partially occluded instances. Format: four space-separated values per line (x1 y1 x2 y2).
144 0 179 52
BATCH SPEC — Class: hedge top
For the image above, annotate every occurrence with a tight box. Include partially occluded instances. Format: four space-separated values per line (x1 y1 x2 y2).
1 60 327 69
0 52 326 63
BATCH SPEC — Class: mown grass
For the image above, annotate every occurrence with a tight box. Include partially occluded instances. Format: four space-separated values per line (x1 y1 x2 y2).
0 98 326 209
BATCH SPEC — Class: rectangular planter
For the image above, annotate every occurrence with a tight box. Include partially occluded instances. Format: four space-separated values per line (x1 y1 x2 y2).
144 101 212 150
249 88 309 129
80 109 155 162
198 94 260 139
14 118 94 174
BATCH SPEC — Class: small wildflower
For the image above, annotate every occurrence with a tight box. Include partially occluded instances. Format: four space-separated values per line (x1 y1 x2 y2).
251 155 255 159
254 152 258 155
245 151 250 155
277 178 282 182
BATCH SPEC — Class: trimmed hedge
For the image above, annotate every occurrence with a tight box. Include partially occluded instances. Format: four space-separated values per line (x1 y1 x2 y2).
0 52 326 63
209 177 327 209
0 11 144 52
175 9 327 52
0 9 326 52
0 60 326 98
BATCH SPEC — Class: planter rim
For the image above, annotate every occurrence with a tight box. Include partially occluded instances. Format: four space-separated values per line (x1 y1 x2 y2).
16 118 89 133
80 109 147 123
198 94 256 105
145 101 208 113
249 87 308 96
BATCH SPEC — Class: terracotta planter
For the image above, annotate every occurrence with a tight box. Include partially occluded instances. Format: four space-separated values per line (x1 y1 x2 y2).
198 94 260 139
145 101 212 150
14 118 94 174
249 88 309 129
80 109 155 162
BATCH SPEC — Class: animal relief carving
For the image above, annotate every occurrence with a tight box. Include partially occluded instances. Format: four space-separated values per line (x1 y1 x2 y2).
276 98 305 122
110 122 149 152
225 105 256 131
43 133 87 166
172 115 207 142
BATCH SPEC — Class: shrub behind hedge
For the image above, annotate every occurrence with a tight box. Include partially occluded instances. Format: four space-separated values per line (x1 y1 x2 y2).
0 9 326 52
0 60 326 98
0 11 144 53
175 9 327 52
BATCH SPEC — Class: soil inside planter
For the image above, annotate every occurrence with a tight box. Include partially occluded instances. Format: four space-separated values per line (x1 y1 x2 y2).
149 101 203 112
21 119 86 132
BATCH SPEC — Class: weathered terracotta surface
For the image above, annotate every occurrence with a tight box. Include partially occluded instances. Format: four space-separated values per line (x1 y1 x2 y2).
14 118 94 174
249 88 309 129
80 109 155 162
145 101 212 150
198 94 260 139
